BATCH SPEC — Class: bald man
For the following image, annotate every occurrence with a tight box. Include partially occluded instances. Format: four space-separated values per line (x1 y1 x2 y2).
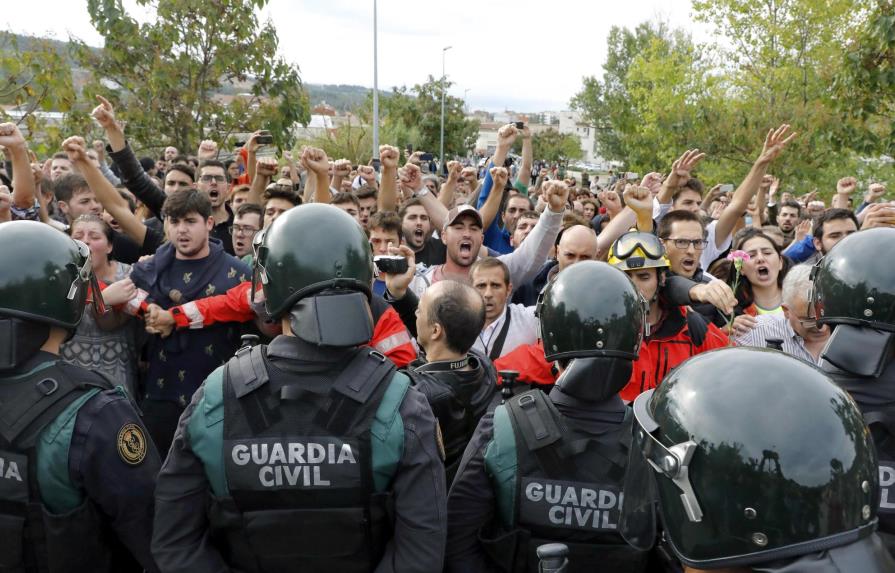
511 223 599 306
407 280 498 483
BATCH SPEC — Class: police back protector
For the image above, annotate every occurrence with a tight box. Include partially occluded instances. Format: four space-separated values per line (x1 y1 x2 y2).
212 344 396 573
481 390 649 573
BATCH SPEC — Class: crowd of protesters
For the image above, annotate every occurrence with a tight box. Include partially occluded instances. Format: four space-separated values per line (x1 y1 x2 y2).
1 90 895 570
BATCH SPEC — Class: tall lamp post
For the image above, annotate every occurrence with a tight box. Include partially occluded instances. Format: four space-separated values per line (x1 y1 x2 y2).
372 0 379 162
439 45 452 175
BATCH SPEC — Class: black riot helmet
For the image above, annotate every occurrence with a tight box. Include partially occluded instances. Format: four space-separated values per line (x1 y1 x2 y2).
536 260 645 402
810 228 895 377
620 347 880 570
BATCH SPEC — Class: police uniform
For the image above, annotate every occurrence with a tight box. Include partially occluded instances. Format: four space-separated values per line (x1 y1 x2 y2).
447 261 651 573
151 204 447 573
405 349 498 484
0 221 160 573
152 336 447 573
809 228 895 555
447 388 648 572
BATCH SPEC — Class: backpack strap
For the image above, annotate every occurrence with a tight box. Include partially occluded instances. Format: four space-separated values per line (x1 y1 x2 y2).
0 361 110 449
505 390 573 479
226 344 270 399
314 350 395 435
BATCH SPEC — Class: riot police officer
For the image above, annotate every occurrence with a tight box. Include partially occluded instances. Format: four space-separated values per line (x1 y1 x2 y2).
152 203 447 573
446 261 652 572
810 227 895 554
0 221 160 573
620 346 895 571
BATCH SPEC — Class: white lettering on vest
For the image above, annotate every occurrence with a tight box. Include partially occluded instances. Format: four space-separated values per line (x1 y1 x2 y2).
0 457 22 482
232 444 250 466
521 478 622 531
880 464 895 512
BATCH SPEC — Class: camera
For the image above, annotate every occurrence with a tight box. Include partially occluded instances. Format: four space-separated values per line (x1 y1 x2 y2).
514 121 525 129
256 133 274 145
374 256 409 275
719 184 734 193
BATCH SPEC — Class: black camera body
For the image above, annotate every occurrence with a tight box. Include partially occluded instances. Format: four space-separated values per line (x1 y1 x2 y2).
374 256 409 275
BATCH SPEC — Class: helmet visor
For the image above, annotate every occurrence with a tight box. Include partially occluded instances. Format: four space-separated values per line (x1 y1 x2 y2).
611 233 665 261
68 240 106 316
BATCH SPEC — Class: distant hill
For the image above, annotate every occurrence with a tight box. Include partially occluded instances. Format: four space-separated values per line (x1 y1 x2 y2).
3 32 387 113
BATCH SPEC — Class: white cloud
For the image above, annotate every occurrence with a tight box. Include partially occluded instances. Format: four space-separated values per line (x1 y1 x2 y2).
3 0 711 112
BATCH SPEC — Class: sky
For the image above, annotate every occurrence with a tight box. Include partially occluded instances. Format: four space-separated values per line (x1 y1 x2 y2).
2 0 713 113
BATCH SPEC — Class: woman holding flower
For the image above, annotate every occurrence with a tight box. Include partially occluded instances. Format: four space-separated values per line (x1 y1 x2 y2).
726 228 792 337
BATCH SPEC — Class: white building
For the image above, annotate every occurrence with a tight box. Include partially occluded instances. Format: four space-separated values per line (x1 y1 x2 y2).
557 110 602 165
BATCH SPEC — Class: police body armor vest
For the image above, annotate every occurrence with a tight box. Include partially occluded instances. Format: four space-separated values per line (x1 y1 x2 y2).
825 357 895 556
0 360 114 573
210 344 397 573
482 390 650 573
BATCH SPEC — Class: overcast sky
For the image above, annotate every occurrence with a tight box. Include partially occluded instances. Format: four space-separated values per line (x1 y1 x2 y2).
3 0 712 112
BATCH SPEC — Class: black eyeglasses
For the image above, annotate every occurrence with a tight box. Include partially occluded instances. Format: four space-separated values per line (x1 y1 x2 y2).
665 238 709 250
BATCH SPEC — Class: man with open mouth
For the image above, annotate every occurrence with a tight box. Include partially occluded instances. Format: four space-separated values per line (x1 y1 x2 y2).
196 159 235 255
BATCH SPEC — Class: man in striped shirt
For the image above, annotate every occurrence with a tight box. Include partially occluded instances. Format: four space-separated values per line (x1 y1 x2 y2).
735 264 830 363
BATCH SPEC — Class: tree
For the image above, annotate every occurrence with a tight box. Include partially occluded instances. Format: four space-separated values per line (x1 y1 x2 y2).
358 76 479 158
833 1 895 156
73 0 308 153
0 33 93 154
529 129 583 164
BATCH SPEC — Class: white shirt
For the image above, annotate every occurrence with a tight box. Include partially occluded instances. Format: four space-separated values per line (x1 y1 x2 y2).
734 312 821 365
471 303 539 360
701 220 732 270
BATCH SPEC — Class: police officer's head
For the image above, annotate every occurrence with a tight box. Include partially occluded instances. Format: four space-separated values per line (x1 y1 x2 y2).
810 227 895 377
0 221 98 370
622 347 880 571
416 280 485 359
255 203 375 347
537 260 645 402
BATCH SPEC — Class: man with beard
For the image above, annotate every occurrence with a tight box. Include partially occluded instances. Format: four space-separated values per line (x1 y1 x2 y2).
774 200 801 246
126 189 250 455
405 175 568 297
399 198 447 267
784 208 860 264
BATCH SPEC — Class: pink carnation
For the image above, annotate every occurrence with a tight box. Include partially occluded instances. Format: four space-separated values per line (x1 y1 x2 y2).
726 250 751 262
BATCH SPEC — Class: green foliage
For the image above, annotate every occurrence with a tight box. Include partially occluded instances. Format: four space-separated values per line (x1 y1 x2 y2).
0 32 93 154
357 76 479 158
513 129 583 164
572 1 887 197
73 0 308 153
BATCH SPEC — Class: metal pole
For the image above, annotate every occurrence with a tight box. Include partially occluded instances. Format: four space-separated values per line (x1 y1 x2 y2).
372 0 379 162
440 45 451 175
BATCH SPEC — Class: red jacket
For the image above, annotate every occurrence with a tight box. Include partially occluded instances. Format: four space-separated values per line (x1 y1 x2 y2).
168 281 417 368
621 305 728 402
492 306 729 402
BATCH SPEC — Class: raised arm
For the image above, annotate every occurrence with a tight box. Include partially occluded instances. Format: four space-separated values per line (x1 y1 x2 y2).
475 124 517 210
301 147 331 205
623 185 655 233
248 158 277 207
93 95 167 218
378 145 400 212
0 123 35 211
63 136 147 245
438 161 461 208
330 159 351 193
479 166 508 230
655 149 705 206
401 163 448 231
715 124 797 247
517 126 533 187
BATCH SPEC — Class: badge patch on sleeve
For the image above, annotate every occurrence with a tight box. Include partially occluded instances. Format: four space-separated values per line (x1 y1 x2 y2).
117 423 147 465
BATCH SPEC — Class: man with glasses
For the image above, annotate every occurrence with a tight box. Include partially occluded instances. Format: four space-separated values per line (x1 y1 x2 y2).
230 203 262 259
196 159 235 254
734 264 829 363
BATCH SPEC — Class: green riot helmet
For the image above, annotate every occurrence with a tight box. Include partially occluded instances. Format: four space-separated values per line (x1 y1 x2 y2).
810 228 895 376
620 347 880 570
255 203 375 346
0 221 98 369
536 260 646 402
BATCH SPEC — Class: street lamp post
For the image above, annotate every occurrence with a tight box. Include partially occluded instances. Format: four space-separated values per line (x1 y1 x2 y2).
440 45 452 175
372 0 379 162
